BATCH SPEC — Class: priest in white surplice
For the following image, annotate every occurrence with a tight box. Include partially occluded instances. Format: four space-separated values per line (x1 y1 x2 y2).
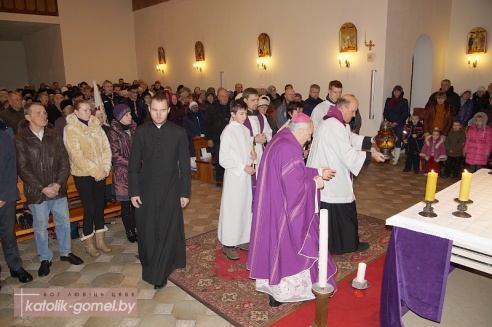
307 94 386 254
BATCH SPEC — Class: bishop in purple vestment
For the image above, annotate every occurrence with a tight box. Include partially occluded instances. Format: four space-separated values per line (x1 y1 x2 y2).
247 113 337 306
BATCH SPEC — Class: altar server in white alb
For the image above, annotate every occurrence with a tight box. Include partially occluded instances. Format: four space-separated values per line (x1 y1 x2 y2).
307 94 386 255
241 87 272 168
218 100 256 261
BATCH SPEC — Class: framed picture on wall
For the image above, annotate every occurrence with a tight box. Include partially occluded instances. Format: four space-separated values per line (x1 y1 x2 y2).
195 41 205 61
339 22 357 52
257 33 271 57
158 46 166 64
467 27 487 54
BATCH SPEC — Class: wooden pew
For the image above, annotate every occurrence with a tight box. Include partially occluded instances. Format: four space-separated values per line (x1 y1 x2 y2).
192 137 215 184
15 173 121 242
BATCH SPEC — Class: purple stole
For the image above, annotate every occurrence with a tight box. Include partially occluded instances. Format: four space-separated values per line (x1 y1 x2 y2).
243 112 265 210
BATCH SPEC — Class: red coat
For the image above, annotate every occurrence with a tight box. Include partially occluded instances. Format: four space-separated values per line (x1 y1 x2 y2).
108 120 137 197
463 125 492 165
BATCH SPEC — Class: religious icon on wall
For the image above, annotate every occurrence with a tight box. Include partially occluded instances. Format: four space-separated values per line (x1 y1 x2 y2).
467 27 487 54
257 33 271 57
195 41 205 61
158 46 166 64
339 22 357 52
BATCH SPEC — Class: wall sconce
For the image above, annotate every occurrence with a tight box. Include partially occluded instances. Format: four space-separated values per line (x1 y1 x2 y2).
339 55 350 68
156 64 165 74
256 59 267 70
193 62 202 72
468 56 478 68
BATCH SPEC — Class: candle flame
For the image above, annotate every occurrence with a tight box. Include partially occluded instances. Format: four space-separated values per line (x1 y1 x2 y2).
464 169 468 173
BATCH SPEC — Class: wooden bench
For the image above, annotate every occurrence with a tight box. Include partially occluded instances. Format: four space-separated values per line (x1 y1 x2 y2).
15 174 121 242
192 136 215 184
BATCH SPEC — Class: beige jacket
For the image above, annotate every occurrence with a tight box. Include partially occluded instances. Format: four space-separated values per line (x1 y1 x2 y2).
63 113 112 178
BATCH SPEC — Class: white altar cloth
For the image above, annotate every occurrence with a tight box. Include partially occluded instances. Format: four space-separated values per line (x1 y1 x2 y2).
386 169 492 264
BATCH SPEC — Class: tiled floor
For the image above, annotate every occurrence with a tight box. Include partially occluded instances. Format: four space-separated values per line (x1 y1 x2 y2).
1 155 490 326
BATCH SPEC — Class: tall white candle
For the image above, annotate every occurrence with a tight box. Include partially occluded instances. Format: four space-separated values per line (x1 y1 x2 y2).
356 262 367 283
318 209 328 288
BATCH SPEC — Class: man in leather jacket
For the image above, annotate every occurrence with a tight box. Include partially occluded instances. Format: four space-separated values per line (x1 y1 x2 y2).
14 103 84 278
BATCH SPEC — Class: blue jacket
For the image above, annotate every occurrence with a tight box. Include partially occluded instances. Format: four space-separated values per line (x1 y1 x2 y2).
303 96 323 117
383 96 409 127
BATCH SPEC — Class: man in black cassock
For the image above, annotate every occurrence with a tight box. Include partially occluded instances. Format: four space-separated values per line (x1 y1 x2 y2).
129 92 191 289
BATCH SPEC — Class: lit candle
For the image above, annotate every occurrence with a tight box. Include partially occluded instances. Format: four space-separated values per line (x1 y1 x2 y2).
458 170 472 201
318 209 328 288
424 170 438 201
356 262 367 283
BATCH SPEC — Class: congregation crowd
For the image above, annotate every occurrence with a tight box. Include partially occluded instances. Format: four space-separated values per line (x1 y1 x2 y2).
382 79 492 178
1 77 491 305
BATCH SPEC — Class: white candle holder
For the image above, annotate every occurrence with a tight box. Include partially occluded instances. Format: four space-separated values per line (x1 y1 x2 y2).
350 279 370 290
350 278 370 297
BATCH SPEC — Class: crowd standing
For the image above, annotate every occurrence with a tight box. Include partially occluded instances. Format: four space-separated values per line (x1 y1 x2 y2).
1 78 491 305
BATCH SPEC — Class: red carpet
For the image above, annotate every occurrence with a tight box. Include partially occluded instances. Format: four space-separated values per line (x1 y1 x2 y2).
270 254 386 327
169 215 389 327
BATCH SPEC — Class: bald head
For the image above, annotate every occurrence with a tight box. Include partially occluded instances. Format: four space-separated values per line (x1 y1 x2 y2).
336 94 359 123
285 88 295 103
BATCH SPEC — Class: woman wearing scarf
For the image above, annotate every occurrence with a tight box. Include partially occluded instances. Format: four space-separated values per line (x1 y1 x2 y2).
383 85 409 164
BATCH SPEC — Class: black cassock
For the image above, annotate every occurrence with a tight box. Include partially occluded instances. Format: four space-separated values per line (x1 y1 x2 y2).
129 121 191 285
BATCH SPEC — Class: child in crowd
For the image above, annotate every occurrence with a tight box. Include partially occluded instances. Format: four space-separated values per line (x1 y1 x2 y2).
463 112 492 173
402 113 424 174
420 127 447 175
443 120 466 179
217 100 256 261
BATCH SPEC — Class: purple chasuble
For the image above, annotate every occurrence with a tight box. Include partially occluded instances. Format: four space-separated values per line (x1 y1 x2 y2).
247 128 337 289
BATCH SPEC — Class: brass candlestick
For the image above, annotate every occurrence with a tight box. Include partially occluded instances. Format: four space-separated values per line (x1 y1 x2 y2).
419 200 437 217
310 283 335 327
452 198 472 218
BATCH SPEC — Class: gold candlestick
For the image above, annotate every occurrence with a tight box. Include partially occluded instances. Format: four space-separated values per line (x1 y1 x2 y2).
310 283 335 327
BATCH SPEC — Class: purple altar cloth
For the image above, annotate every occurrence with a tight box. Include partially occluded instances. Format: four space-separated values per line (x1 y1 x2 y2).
380 227 452 327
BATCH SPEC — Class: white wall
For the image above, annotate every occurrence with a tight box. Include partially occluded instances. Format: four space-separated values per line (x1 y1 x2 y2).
0 12 59 89
446 0 492 95
0 41 29 89
384 0 451 110
23 25 66 88
133 0 389 135
57 0 137 85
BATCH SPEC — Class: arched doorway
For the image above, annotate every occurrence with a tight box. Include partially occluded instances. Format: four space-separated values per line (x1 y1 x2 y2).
410 35 434 112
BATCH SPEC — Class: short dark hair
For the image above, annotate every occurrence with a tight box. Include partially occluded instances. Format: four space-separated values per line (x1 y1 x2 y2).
242 87 258 99
329 80 343 89
310 84 320 90
284 84 293 91
229 99 247 113
151 91 169 106
286 101 303 118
